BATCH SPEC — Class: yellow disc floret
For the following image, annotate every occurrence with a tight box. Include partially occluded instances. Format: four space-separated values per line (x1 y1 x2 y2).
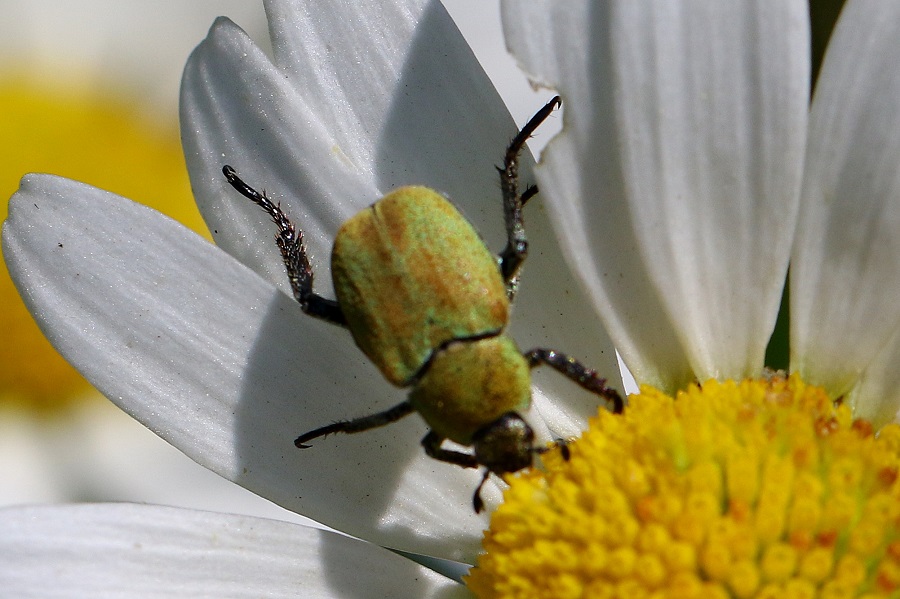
467 374 900 599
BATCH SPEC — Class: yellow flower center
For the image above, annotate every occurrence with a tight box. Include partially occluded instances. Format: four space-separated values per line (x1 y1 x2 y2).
467 374 900 599
0 72 208 414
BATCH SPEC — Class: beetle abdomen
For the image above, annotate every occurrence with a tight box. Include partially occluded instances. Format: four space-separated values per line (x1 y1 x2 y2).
332 186 509 386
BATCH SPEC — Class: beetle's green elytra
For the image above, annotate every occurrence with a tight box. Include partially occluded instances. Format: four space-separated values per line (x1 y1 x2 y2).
332 186 508 386
222 96 625 513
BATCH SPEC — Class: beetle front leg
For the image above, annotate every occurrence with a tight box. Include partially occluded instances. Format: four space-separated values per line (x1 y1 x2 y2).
420 431 479 469
222 166 346 326
525 348 625 414
294 401 415 448
497 96 561 289
422 432 494 512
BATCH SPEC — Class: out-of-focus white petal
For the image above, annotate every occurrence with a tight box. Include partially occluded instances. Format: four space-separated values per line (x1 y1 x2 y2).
1 175 486 563
181 4 621 432
792 1 900 415
0 504 464 598
503 1 809 391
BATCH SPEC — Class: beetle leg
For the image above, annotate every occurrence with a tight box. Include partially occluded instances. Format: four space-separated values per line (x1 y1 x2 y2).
422 435 508 514
222 165 346 326
294 400 415 448
422 432 487 512
472 471 492 514
421 431 479 469
524 348 625 414
497 96 561 289
519 184 540 207
535 438 571 461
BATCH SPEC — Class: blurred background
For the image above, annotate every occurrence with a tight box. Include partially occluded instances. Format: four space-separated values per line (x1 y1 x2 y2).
0 0 544 523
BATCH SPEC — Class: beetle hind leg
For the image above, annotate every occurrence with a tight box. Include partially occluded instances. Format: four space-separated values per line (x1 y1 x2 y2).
294 400 415 448
222 166 346 326
525 348 625 414
497 96 561 291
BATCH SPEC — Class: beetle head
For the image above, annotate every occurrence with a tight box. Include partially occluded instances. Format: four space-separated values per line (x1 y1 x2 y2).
472 411 535 476
470 412 536 513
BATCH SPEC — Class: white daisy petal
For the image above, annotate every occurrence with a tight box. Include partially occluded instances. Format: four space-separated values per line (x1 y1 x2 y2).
260 0 526 203
0 504 463 598
503 1 809 390
179 16 376 291
849 326 900 426
2 175 489 563
181 2 620 431
182 0 522 288
792 1 900 414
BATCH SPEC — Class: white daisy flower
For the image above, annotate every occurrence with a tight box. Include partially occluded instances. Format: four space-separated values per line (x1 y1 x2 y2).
6 0 900 596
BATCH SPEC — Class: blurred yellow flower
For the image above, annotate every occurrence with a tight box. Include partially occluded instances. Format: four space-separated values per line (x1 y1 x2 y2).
0 73 207 413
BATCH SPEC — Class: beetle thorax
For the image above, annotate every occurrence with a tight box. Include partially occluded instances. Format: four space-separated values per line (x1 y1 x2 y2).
408 336 532 446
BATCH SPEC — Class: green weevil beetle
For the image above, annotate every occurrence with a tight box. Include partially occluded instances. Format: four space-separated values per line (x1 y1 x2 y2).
222 97 623 513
